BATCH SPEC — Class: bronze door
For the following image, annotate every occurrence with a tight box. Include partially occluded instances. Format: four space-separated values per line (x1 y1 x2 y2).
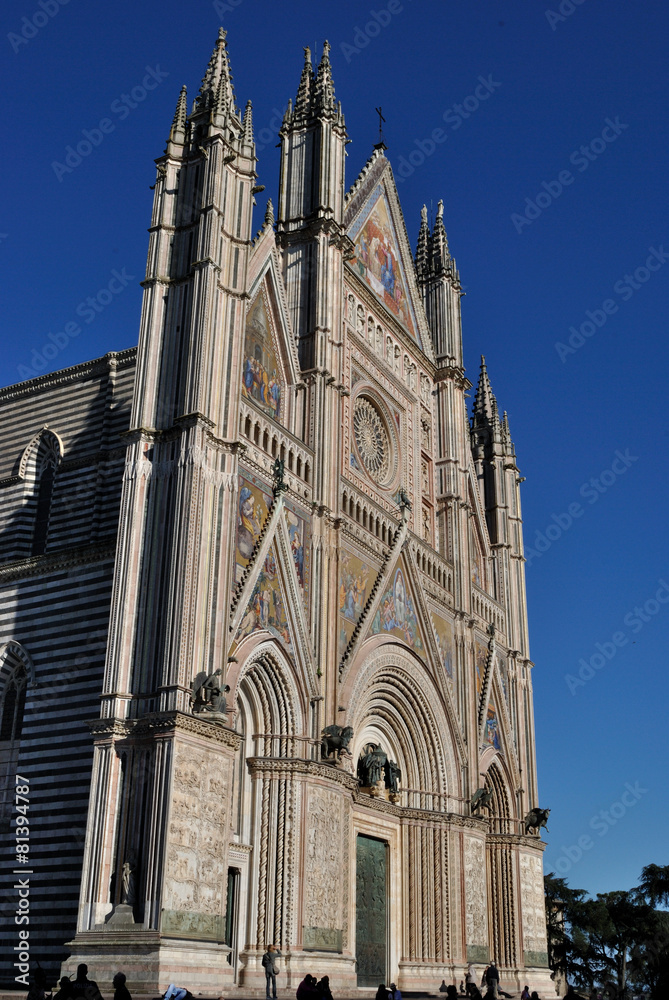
356 834 387 986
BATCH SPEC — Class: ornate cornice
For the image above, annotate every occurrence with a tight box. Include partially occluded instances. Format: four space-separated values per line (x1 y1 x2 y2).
0 349 136 401
246 756 360 790
0 540 117 582
89 711 241 749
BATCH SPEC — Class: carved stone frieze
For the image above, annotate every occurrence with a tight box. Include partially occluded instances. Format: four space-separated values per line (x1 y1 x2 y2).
464 836 488 947
162 741 231 937
303 785 344 932
519 852 549 955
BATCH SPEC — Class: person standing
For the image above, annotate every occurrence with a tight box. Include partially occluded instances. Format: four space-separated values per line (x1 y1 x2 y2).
112 974 131 1000
465 964 477 997
388 984 401 1000
262 944 281 1000
70 966 103 1000
485 962 500 1000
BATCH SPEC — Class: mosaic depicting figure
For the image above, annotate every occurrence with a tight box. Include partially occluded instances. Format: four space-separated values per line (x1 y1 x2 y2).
350 186 416 338
242 294 282 421
432 612 454 683
235 478 272 582
370 568 424 652
237 545 291 648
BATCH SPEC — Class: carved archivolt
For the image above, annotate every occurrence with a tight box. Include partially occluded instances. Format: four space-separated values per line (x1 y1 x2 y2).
18 427 63 480
344 647 461 803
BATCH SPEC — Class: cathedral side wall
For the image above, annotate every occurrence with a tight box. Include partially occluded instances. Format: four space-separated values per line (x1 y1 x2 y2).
0 352 135 985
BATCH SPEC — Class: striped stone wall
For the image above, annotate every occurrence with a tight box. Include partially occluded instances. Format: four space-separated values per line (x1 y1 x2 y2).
0 351 135 986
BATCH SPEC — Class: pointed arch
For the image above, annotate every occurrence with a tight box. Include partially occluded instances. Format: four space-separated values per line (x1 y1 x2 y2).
18 427 63 480
343 644 463 811
17 428 63 557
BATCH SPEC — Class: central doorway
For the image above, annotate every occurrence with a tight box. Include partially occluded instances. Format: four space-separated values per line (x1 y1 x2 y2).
355 834 388 986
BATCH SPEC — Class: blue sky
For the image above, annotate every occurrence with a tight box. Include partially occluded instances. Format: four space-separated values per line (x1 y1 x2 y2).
3 1 667 898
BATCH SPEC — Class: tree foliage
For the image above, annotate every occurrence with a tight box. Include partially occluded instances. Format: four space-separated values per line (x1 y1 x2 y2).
545 866 669 998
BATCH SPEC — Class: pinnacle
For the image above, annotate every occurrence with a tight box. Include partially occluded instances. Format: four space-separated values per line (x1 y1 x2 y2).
472 355 498 427
264 198 274 227
195 27 236 120
314 40 336 114
242 99 254 143
415 204 431 280
431 198 450 273
169 85 188 143
294 46 314 117
292 41 338 121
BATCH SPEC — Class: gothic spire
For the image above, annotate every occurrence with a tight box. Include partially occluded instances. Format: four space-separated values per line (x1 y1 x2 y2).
264 198 274 227
472 355 498 428
169 85 188 144
242 99 254 144
431 199 450 273
415 205 431 280
294 46 314 118
313 40 336 114
195 27 236 119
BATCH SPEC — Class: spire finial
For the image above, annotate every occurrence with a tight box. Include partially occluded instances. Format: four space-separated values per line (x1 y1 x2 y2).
415 204 432 280
195 27 236 121
314 39 336 114
472 355 497 428
431 197 450 273
169 85 188 143
295 45 315 117
242 99 254 143
264 198 274 227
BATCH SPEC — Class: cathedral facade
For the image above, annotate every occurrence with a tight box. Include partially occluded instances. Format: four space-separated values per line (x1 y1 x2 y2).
0 32 554 996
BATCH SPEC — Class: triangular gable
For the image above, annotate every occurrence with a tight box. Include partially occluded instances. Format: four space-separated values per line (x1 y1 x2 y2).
231 496 317 692
236 541 292 649
345 153 432 357
243 236 301 428
365 556 429 656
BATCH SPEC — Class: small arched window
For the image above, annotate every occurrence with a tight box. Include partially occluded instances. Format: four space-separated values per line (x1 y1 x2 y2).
18 427 63 558
0 665 27 741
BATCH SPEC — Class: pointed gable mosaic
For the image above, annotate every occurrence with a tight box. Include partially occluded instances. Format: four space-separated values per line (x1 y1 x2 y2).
242 292 283 422
348 183 419 343
338 548 374 659
369 562 426 654
236 543 292 650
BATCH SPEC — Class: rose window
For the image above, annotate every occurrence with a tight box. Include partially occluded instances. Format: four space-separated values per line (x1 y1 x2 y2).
353 397 391 483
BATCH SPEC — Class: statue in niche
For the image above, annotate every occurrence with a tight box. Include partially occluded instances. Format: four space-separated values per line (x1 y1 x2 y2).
321 724 354 762
471 786 494 814
385 758 401 794
121 853 137 906
190 668 230 715
359 743 387 789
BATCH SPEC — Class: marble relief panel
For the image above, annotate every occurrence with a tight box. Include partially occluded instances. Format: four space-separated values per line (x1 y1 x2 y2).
162 741 230 939
519 852 549 956
303 785 344 933
464 836 488 949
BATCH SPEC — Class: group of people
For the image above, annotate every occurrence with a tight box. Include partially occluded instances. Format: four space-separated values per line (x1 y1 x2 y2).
26 965 130 1000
